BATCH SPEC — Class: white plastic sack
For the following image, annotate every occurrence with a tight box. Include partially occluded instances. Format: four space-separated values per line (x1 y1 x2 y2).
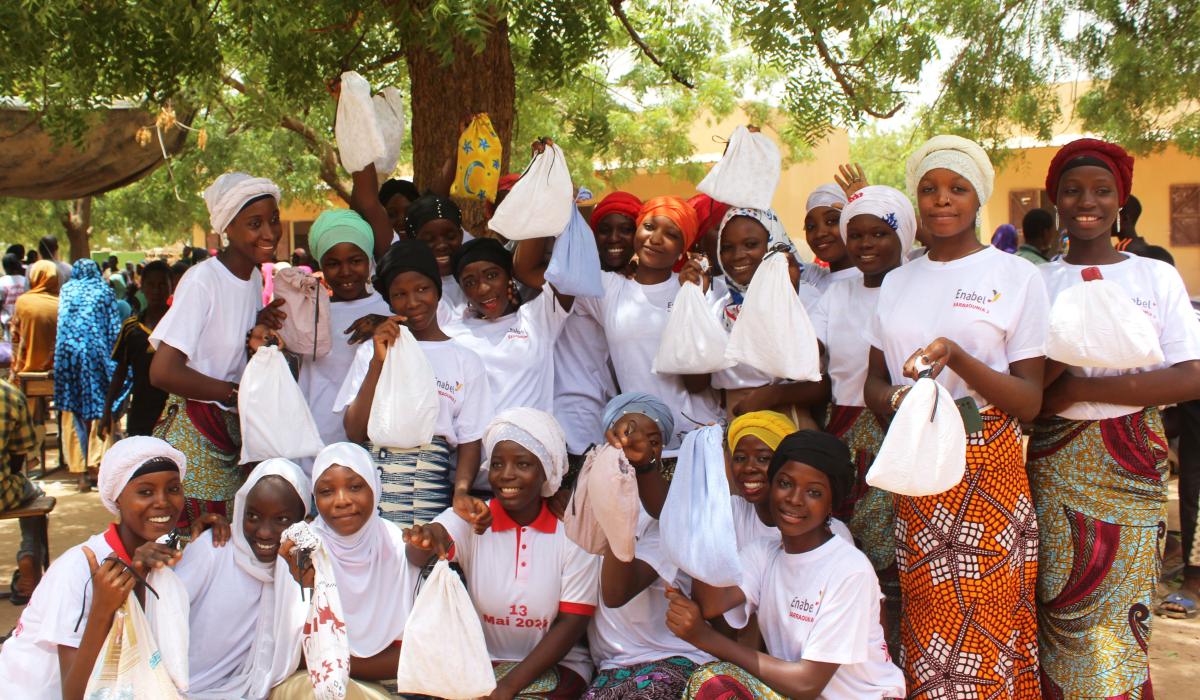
372 86 405 177
1046 267 1164 369
367 326 439 449
696 126 782 210
653 282 733 374
866 377 966 497
544 206 603 298
284 524 351 700
84 597 183 699
395 560 496 699
488 143 574 240
335 71 387 174
660 425 741 587
239 345 325 463
144 567 190 692
724 253 821 381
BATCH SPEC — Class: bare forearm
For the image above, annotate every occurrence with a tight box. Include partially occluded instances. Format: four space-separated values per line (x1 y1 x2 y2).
512 238 550 290
765 378 830 408
600 555 656 608
350 165 395 261
343 359 384 443
59 611 117 700
1067 362 1200 409
497 614 589 695
949 353 1044 421
453 440 482 494
149 346 232 402
691 579 744 620
690 627 828 700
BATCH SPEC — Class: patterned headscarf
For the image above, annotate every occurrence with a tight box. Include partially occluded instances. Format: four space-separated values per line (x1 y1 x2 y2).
905 135 995 206
838 185 918 263
483 408 568 497
716 207 796 296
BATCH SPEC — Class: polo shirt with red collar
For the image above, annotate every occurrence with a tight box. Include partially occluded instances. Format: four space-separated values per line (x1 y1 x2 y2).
435 499 600 681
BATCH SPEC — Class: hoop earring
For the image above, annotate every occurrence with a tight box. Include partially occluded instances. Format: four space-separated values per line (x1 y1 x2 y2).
219 231 229 248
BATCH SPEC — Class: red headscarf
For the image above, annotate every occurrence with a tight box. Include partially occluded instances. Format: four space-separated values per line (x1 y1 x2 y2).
637 196 700 269
687 193 730 236
590 191 643 230
1045 138 1135 205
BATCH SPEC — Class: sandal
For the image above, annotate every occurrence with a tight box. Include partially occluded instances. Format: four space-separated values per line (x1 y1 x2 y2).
1156 590 1199 619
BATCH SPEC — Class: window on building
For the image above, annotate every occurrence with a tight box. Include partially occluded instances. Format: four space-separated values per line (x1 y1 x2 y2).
1170 184 1200 246
1009 189 1055 233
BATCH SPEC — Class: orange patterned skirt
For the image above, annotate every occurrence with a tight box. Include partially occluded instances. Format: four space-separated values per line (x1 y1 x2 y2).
895 409 1040 699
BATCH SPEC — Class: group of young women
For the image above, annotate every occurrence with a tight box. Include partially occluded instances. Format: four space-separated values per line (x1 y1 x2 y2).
1 132 1196 700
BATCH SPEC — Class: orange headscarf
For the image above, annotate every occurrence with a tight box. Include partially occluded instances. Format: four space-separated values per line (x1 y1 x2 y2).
636 196 700 268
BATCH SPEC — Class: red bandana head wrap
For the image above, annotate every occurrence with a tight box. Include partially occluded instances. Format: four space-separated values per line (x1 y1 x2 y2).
1045 138 1134 206
687 193 730 237
497 173 522 193
590 191 643 230
636 196 700 268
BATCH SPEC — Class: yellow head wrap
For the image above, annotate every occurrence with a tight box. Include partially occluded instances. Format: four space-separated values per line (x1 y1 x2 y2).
727 410 797 452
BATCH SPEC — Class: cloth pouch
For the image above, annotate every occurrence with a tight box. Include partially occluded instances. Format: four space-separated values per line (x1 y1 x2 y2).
563 444 639 562
84 595 184 699
696 126 782 210
239 345 325 463
335 71 387 174
659 425 741 586
866 377 967 496
367 326 439 449
544 206 604 298
1046 266 1165 369
654 281 733 374
724 253 821 381
450 113 503 203
488 143 574 240
273 266 333 359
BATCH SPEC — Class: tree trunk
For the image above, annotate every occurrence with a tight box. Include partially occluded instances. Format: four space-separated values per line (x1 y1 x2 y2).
405 15 515 234
61 196 92 262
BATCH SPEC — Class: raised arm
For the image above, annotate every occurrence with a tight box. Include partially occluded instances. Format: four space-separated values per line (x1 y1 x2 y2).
349 163 395 262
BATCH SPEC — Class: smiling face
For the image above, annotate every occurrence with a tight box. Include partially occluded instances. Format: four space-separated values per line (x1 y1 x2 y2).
387 270 441 334
804 206 846 266
488 440 546 518
915 168 980 239
226 197 283 266
116 470 184 543
595 213 637 271
314 465 374 537
243 476 307 563
1055 165 1120 243
730 434 774 504
719 216 770 287
320 242 371 302
845 213 903 282
416 219 463 278
634 215 686 272
459 260 513 320
769 460 834 553
385 194 413 236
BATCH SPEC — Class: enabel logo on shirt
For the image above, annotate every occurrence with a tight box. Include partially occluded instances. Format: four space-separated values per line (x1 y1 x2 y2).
1130 297 1157 317
504 327 530 341
789 593 822 623
436 378 463 401
953 288 1000 314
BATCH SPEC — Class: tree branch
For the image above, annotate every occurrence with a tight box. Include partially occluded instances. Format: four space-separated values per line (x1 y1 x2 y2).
608 0 695 89
799 17 902 119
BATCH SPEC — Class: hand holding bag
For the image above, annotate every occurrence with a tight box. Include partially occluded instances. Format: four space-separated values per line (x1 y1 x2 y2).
866 376 967 496
283 523 351 700
367 326 439 449
544 204 604 298
563 444 639 561
394 560 497 699
84 596 184 699
335 71 387 174
653 281 733 374
488 142 574 240
724 253 821 381
239 345 325 463
696 126 782 210
273 266 333 359
1046 266 1164 369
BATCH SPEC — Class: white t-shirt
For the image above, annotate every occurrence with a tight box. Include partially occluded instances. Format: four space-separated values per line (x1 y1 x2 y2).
710 281 823 391
867 247 1048 408
150 257 264 392
575 272 722 449
437 274 470 327
445 288 571 414
731 495 852 550
0 530 116 700
588 513 713 669
812 279 880 407
803 265 860 293
436 501 601 680
1041 255 1200 420
299 291 392 448
554 311 617 455
727 536 906 700
335 337 492 447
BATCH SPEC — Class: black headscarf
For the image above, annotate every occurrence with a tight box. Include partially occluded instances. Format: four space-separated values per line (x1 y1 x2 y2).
374 239 443 299
378 178 420 207
404 194 462 239
451 237 512 282
768 430 856 510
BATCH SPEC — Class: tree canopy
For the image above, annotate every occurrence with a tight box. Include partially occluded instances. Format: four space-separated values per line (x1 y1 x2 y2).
1 0 1197 250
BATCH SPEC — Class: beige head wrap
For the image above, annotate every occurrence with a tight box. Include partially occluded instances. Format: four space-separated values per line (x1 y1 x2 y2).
483 408 568 497
905 135 995 205
98 436 187 514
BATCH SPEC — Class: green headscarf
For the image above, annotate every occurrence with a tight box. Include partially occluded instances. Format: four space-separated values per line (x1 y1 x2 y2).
310 209 375 266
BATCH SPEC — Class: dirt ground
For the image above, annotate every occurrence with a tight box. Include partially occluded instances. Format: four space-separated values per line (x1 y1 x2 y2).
1 467 1197 697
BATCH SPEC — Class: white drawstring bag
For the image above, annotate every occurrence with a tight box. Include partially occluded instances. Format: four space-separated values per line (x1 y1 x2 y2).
724 253 821 381
84 596 184 699
239 345 325 463
660 425 742 587
372 86 405 177
866 377 967 497
696 126 782 210
335 71 387 174
395 560 497 699
653 282 733 374
1046 266 1164 369
367 326 439 449
488 143 574 240
283 523 351 700
144 567 191 693
544 204 604 298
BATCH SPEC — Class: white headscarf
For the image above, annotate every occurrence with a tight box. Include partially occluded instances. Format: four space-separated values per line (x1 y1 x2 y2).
805 183 848 213
483 408 568 497
905 135 995 206
203 172 281 235
98 436 187 515
838 185 918 262
309 442 417 658
188 459 309 699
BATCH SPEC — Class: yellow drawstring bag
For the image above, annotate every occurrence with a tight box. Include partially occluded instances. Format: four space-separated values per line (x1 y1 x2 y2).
451 114 502 203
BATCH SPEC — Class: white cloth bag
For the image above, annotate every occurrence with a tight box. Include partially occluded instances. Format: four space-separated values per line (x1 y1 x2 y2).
367 326 439 449
696 126 782 210
1046 267 1164 369
866 377 966 496
659 425 742 587
144 567 191 693
488 143 574 240
395 560 497 699
372 86 405 177
284 524 351 700
239 345 325 463
653 282 734 374
724 253 821 381
335 71 387 174
84 596 184 699
562 444 640 562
